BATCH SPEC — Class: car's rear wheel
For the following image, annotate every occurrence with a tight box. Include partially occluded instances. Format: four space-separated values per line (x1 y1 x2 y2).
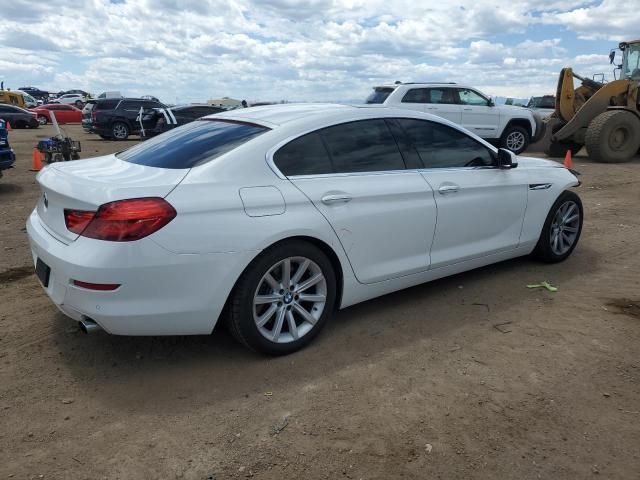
37 115 48 125
501 125 530 154
228 240 337 355
533 191 583 263
112 122 129 140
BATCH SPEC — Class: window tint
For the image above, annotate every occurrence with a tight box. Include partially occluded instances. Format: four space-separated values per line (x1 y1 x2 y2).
402 88 429 103
428 88 457 104
321 119 405 173
273 132 333 176
117 120 269 169
457 89 489 106
385 119 423 169
121 100 144 111
94 99 119 110
365 87 395 104
398 119 495 168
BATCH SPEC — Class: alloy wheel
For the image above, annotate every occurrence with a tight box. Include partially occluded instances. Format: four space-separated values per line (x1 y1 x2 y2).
506 131 526 152
113 123 128 139
550 200 580 256
253 257 327 344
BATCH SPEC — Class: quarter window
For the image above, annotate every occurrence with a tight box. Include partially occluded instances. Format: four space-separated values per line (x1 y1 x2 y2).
320 119 406 173
273 132 333 176
398 119 495 168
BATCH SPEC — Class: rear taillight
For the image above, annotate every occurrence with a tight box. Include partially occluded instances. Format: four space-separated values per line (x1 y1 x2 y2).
64 197 176 242
91 111 96 120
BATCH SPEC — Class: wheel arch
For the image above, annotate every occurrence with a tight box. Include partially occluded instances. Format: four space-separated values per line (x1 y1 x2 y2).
215 234 346 334
503 118 533 138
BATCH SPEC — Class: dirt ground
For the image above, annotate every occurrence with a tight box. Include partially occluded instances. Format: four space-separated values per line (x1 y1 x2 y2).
1 124 639 480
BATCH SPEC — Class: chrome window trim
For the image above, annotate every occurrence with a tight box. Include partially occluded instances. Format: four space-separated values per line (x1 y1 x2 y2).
265 116 500 180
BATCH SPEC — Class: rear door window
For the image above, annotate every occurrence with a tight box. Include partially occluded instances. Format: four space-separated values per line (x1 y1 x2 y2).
121 100 144 111
365 87 395 104
401 88 429 103
398 119 495 168
117 119 269 169
320 119 405 173
428 88 458 104
94 99 119 110
273 132 333 176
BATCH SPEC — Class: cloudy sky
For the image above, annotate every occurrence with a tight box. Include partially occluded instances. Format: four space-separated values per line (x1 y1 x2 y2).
0 0 635 104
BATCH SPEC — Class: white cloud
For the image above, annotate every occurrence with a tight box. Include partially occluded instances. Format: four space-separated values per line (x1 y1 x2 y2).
0 0 629 102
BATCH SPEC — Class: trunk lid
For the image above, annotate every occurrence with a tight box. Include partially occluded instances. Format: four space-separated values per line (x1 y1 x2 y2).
36 154 189 243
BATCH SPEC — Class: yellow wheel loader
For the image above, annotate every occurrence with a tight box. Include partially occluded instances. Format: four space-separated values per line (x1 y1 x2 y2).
543 39 640 163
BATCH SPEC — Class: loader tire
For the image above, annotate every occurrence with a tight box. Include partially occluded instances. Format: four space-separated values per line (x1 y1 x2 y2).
545 141 583 158
585 110 640 163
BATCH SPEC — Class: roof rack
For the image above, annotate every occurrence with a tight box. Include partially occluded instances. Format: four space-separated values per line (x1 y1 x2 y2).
395 82 457 85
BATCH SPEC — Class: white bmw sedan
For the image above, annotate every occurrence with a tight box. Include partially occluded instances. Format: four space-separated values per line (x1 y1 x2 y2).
27 104 583 355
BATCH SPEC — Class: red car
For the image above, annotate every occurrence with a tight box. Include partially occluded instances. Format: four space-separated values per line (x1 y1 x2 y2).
30 104 82 125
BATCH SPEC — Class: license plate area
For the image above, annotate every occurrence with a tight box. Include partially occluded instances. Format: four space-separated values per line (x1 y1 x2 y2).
35 258 51 288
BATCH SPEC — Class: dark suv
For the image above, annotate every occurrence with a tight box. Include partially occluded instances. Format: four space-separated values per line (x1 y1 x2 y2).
89 98 166 140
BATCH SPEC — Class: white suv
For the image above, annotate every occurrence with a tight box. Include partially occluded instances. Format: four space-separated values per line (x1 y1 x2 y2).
366 83 539 154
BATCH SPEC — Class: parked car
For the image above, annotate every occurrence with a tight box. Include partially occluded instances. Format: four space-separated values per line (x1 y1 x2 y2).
97 91 122 99
15 91 39 108
366 82 541 154
141 104 224 137
0 104 39 128
19 87 50 102
88 97 166 139
53 94 85 108
81 100 97 132
527 95 556 119
27 104 582 354
0 119 16 178
62 89 91 98
30 104 83 125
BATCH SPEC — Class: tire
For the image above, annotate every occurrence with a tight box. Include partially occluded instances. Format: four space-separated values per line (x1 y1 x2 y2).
228 240 337 355
37 115 48 125
585 110 640 163
545 141 583 158
500 125 530 154
111 121 129 140
532 191 583 263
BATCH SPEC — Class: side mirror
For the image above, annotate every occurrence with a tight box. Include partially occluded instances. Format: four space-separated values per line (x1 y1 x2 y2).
488 97 495 107
609 50 615 64
497 148 518 169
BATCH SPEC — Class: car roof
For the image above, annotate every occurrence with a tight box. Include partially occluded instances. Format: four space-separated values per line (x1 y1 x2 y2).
206 103 359 126
375 82 470 89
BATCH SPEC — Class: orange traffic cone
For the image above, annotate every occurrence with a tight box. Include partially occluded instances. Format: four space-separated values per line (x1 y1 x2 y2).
6 122 12 131
563 149 573 169
30 148 44 172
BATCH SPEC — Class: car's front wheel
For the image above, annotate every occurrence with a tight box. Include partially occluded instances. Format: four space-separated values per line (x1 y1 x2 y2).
111 122 129 140
533 191 583 263
37 115 48 125
501 125 530 154
228 240 337 355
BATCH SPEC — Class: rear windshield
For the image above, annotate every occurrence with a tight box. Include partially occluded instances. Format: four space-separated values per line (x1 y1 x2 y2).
116 119 269 169
365 87 395 104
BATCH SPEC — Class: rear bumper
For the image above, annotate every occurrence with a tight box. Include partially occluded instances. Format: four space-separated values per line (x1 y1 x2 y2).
0 149 15 170
26 208 255 335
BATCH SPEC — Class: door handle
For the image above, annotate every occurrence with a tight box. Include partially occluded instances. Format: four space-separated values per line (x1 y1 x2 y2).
426 107 437 110
463 108 473 111
438 185 459 194
321 194 352 205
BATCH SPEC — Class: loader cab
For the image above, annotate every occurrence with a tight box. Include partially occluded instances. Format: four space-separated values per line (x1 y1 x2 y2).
611 41 640 80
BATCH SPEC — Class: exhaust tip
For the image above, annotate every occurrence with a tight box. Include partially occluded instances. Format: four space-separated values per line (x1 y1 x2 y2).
79 318 101 334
